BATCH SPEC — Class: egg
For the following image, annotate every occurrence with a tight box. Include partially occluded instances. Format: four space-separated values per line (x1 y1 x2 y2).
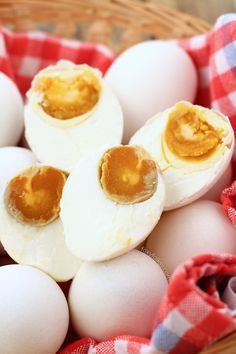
200 162 233 202
24 60 123 171
60 145 165 261
69 250 168 341
105 40 197 143
146 200 236 275
0 73 24 147
0 165 81 281
130 101 234 210
0 264 69 354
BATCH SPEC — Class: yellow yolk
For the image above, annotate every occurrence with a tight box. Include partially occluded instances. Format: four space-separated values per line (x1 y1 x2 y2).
36 70 101 120
99 146 158 204
5 166 68 226
164 102 223 161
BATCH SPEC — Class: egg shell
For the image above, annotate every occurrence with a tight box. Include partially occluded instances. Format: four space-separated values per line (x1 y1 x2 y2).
146 200 236 275
105 40 197 143
200 162 233 202
0 73 24 147
130 103 234 210
60 145 166 262
0 264 69 354
25 61 124 172
69 250 168 341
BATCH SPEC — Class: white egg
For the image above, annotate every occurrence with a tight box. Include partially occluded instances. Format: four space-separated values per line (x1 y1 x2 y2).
0 264 69 354
105 40 197 143
0 165 81 281
0 73 24 147
60 145 165 261
146 200 236 275
130 101 234 210
24 60 123 172
69 250 168 341
200 162 233 202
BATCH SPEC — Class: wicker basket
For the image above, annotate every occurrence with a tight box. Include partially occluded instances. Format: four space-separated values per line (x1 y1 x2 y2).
0 0 235 353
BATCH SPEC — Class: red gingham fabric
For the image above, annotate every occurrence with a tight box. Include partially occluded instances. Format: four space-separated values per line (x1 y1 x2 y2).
1 13 236 354
221 181 236 226
0 27 114 95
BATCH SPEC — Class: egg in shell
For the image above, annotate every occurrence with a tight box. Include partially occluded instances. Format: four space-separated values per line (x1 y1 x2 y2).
60 145 165 261
0 72 24 147
0 165 81 281
0 264 69 354
69 250 168 341
130 101 234 210
24 60 123 171
145 200 236 275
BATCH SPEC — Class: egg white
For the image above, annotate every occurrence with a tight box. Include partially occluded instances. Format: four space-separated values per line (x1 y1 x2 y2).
60 145 166 262
24 60 123 172
0 175 81 282
130 102 234 210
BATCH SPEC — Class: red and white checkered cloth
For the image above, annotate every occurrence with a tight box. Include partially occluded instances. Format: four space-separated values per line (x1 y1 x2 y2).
1 12 236 354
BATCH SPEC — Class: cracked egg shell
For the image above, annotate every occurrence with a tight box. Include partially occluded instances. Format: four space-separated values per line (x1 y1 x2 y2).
0 165 81 281
130 101 234 210
60 145 165 261
24 60 123 172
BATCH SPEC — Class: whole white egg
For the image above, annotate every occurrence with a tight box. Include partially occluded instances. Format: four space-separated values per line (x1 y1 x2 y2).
69 250 168 341
105 40 197 142
0 264 69 354
0 73 24 146
146 200 236 275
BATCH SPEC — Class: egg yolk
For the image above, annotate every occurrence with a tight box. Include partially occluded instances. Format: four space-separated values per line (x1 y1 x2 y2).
164 102 222 160
37 70 101 120
99 146 158 204
5 166 68 226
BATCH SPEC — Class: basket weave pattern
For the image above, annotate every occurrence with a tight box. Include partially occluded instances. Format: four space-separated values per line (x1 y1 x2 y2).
0 1 235 353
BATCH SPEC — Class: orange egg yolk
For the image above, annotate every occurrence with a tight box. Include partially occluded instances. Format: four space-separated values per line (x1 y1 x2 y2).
37 70 101 120
5 166 68 226
99 146 158 204
164 102 222 160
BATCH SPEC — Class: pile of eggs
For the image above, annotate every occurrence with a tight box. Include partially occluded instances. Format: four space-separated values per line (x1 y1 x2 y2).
0 40 236 354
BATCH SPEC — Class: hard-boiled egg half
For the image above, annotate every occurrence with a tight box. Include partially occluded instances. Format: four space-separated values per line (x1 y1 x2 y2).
60 145 165 261
24 60 123 172
0 165 81 281
130 101 234 210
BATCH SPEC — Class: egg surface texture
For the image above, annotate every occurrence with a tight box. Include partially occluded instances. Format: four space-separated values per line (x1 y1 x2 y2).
130 101 234 210
24 60 123 171
0 165 81 281
0 264 69 354
146 200 236 275
0 72 24 147
60 145 165 261
69 250 168 341
105 40 197 143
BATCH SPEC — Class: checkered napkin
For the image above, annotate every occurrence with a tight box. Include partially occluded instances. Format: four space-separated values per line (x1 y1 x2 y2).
0 12 236 354
0 27 114 95
221 181 236 227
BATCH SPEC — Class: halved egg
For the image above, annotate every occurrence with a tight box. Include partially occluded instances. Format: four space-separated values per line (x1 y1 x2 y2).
24 60 123 172
0 165 81 281
130 101 234 210
60 145 165 261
